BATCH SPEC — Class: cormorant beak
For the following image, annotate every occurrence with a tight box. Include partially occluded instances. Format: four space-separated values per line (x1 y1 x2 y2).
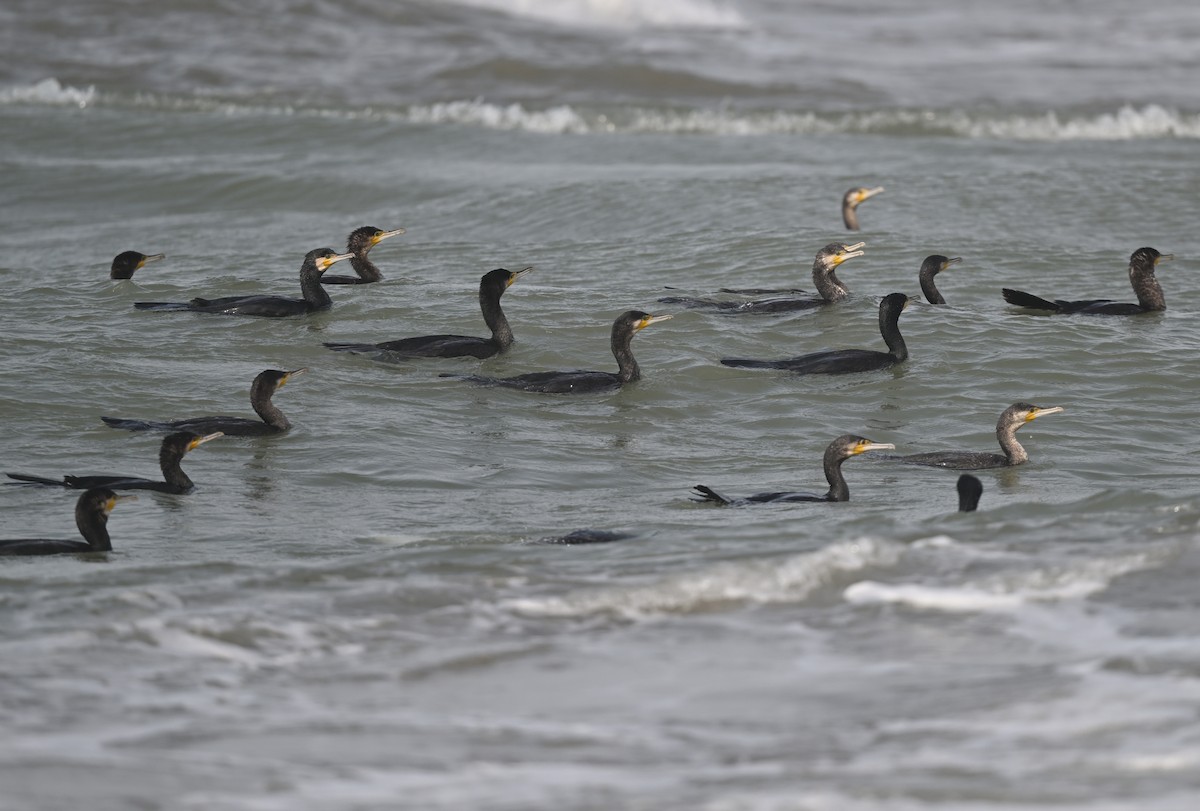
281 368 308 386
189 432 225 451
1026 406 1064 422
373 228 406 245
855 187 884 205
636 314 673 330
943 257 963 270
834 242 866 264
853 440 895 455
140 253 166 269
106 493 138 512
508 266 534 286
1155 253 1174 266
318 252 355 271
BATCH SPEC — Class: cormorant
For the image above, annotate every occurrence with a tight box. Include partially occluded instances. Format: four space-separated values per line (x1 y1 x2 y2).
441 310 672 394
691 435 895 504
111 251 165 280
843 186 884 231
919 255 963 304
533 530 635 545
721 292 910 375
6 431 223 494
1002 247 1173 315
134 248 353 316
324 267 532 359
887 402 1064 469
321 226 406 285
0 488 134 556
657 242 866 313
100 369 306 436
957 474 983 512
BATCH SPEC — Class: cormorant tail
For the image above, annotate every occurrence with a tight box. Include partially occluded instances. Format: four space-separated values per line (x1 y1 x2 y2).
720 358 781 369
323 342 381 354
1002 289 1060 311
100 416 160 431
691 485 732 504
134 302 193 311
6 473 66 487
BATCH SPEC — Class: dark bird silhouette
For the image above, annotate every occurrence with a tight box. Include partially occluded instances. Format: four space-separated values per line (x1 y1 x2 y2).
1002 247 1173 315
721 292 911 375
887 402 1064 470
441 310 671 394
657 241 866 313
957 474 983 512
6 431 223 494
919 255 963 304
842 186 884 231
691 435 895 505
324 267 532 359
134 248 353 316
0 488 135 556
321 226 406 285
110 251 165 280
101 369 306 436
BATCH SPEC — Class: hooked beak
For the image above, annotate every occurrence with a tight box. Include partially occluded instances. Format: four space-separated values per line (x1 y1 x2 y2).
373 228 406 245
280 368 308 386
1155 253 1175 266
508 266 534 286
854 440 896 455
318 252 355 272
856 186 885 204
140 253 166 268
636 314 673 330
188 432 224 451
943 257 963 270
1026 406 1064 422
834 242 866 264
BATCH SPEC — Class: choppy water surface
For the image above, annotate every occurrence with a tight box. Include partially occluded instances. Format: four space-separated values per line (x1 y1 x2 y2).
3 1 1200 809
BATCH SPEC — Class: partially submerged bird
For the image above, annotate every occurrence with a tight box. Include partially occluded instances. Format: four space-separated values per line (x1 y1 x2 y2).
0 488 134 556
441 310 672 394
887 402 1064 470
110 251 165 280
691 435 895 505
721 292 911 375
134 247 353 316
657 242 866 314
6 431 223 494
532 529 635 545
324 267 532 359
957 474 983 512
1002 247 1173 315
101 369 306 436
842 186 884 231
321 226 406 285
919 255 964 304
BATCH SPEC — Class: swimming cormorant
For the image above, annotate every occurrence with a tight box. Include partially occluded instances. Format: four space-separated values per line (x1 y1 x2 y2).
957 474 983 512
533 529 635 545
100 369 305 436
887 402 1064 469
657 242 866 313
321 226 406 285
0 488 134 556
441 310 671 394
1002 247 1173 315
134 248 353 316
691 435 895 505
721 292 910 375
111 251 165 280
324 267 532 359
919 255 963 304
843 186 884 231
6 431 223 493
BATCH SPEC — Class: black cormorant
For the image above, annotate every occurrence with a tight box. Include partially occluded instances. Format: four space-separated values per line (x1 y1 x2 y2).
533 530 635 545
721 292 910 375
919 255 963 305
887 402 1064 469
691 435 895 505
0 488 134 556
1002 247 1173 315
441 310 672 394
321 226 406 285
657 242 866 313
100 369 305 436
134 248 353 316
324 267 532 359
957 474 983 512
6 431 223 494
111 251 165 280
843 186 884 231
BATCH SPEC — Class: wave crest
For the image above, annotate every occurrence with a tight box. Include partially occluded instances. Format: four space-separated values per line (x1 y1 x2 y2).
0 77 95 108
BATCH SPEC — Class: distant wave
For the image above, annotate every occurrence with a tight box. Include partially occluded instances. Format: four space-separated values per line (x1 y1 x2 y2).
6 79 1200 141
443 0 746 29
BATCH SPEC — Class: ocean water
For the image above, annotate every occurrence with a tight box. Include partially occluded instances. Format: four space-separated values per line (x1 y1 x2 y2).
3 1 1200 809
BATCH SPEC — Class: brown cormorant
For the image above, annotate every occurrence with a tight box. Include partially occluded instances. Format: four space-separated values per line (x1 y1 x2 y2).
321 226 406 285
1002 247 1173 315
843 186 884 231
888 402 1064 469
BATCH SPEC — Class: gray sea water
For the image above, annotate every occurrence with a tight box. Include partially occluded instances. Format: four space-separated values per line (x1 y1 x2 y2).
3 1 1200 809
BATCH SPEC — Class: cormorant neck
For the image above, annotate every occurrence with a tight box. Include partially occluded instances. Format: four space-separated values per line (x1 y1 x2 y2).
813 266 850 302
1130 261 1165 311
350 255 383 283
612 326 640 384
880 307 908 361
300 265 333 310
842 202 860 231
480 286 513 349
160 445 195 491
919 267 945 305
76 505 112 552
251 379 290 430
996 419 1028 465
823 450 850 502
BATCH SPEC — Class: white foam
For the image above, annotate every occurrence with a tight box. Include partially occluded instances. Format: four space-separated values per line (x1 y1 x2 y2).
0 77 95 108
445 0 746 29
506 538 901 618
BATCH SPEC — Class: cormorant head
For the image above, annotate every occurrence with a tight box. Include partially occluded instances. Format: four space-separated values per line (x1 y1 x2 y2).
842 186 884 211
307 248 355 273
255 368 306 392
827 434 896 465
481 266 533 295
879 292 910 316
815 242 866 272
110 251 165 280
1130 247 1173 268
78 487 135 523
1002 402 1064 429
347 226 406 255
921 255 961 276
956 474 983 513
